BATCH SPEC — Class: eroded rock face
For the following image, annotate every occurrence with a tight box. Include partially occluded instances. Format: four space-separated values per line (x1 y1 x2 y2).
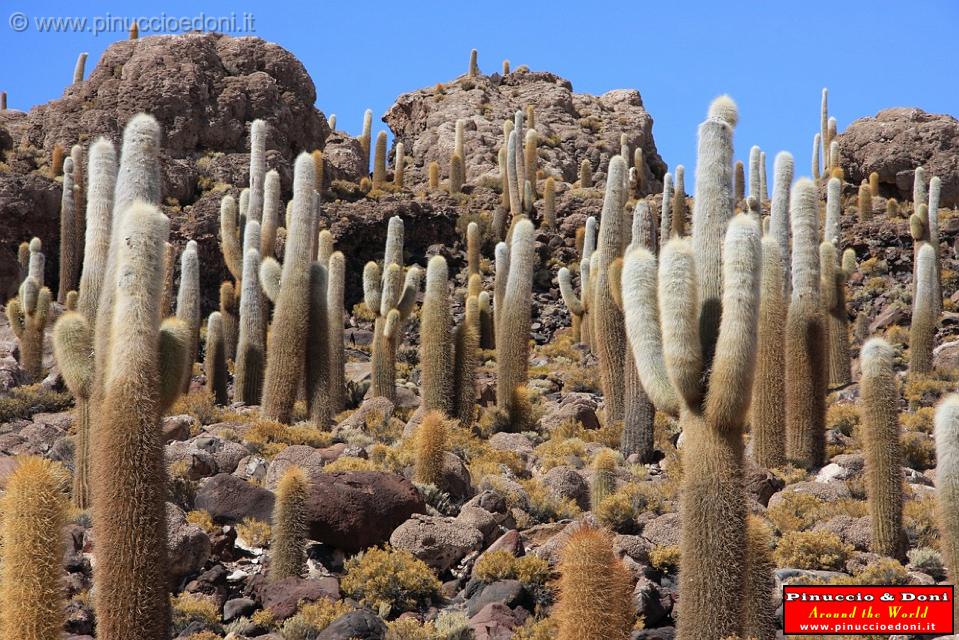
384 68 666 191
837 108 959 206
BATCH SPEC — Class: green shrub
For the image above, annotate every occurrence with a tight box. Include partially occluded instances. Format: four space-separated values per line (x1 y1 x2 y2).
341 546 440 614
774 531 853 571
473 550 552 586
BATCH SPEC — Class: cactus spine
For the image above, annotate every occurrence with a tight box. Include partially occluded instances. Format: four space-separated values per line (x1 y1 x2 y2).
373 130 388 189
270 466 309 581
821 242 851 388
751 237 786 468
428 161 440 190
261 170 281 258
910 242 936 374
205 311 228 404
785 179 827 469
248 119 266 222
524 129 538 197
593 156 628 421
506 130 521 216
495 218 535 417
420 256 452 413
327 251 346 414
58 157 79 303
261 154 315 423
934 395 959 622
176 241 201 391
0 456 66 640
859 338 905 559
913 166 927 208
76 138 116 323
235 246 266 405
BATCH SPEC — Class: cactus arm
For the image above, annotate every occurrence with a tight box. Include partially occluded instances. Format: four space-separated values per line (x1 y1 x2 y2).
658 238 704 411
396 266 421 320
622 248 680 417
383 308 402 340
704 215 762 430
53 312 94 398
6 299 24 337
157 317 190 414
380 263 404 316
383 216 405 272
558 267 584 316
841 248 858 278
259 257 282 303
363 261 382 313
220 195 242 280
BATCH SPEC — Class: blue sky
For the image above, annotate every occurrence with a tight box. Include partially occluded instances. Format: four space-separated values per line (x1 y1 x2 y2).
3 0 957 181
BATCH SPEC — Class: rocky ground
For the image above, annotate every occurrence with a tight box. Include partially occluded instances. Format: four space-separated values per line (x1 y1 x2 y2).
2 31 959 640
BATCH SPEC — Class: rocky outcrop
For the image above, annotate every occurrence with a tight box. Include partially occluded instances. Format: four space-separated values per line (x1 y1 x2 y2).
385 67 666 191
837 108 959 206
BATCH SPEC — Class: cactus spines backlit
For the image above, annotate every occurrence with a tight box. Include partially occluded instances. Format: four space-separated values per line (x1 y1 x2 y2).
748 145 761 203
671 165 686 238
50 144 65 179
506 130 521 215
262 153 315 423
593 156 628 421
558 267 585 342
759 151 768 202
17 241 29 282
235 248 266 405
248 119 267 222
769 151 794 292
466 221 481 277
913 166 927 207
176 241 201 392
58 157 79 303
205 311 228 405
859 338 906 559
869 170 880 196
910 242 936 374
327 251 346 413
372 130 388 189
76 138 116 323
420 256 452 413
554 525 634 640
751 237 786 468
524 129 538 195
935 394 959 621
929 175 942 312
821 242 851 388
414 410 447 486
73 51 88 84
708 94 739 127
785 178 827 469
829 139 840 173
495 218 535 416
0 456 67 640
270 466 309 581
579 159 592 188
92 201 173 640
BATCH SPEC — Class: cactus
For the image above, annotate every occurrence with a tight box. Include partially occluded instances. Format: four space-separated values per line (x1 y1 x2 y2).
328 114 336 129
554 525 634 640
160 242 175 317
542 176 556 229
312 149 325 197
590 449 617 509
220 195 242 281
812 133 821 180
495 218 535 418
129 20 138 38
929 175 942 313
593 156 628 421
734 160 745 202
306 262 332 426
76 138 117 322
526 105 536 131
7 277 51 382
506 130 521 216
465 221 481 277
452 295 480 427
0 91 6 111
759 151 768 202
659 172 673 246
821 242 851 388
859 338 906 559
935 395 959 622
513 111 526 205
360 109 373 171
92 201 184 640
235 247 266 405
420 256 452 413
769 152 794 293
50 144 65 179
887 197 898 217
820 87 829 158
428 161 440 190
913 166 927 207
270 466 309 581
524 130 538 197
751 237 786 469
869 171 880 196
248 119 266 222
17 241 29 282
219 281 239 362
393 142 406 188
454 118 466 161
824 177 841 247
579 159 592 188
785 179 827 469
672 165 686 238
748 145 761 203
467 48 479 77
478 291 494 350
365 217 421 402
558 267 586 344
373 131 388 189
58 157 79 303
261 154 315 423
858 182 872 221
449 152 465 194
910 243 936 374
260 170 281 259
205 311 228 405
742 516 777 640
634 148 647 196
327 251 346 414
829 140 840 173
0 456 66 640
176 241 201 392
502 59 510 75
414 410 448 486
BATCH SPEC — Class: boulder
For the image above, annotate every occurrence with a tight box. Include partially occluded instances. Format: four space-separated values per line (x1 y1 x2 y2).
254 575 340 620
195 473 275 524
317 609 386 640
389 514 484 573
541 465 590 511
166 503 211 585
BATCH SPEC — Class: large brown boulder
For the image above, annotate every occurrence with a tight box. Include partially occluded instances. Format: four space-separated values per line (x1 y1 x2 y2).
305 471 426 553
837 108 959 206
384 66 666 191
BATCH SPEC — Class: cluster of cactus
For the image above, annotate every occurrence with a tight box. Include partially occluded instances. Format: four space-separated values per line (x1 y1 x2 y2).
363 216 421 401
623 96 768 639
7 238 51 381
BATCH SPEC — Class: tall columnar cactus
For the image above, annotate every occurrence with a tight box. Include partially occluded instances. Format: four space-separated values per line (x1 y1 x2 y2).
769 152 794 293
913 166 927 208
327 251 346 414
59 156 79 303
176 240 201 392
76 138 116 323
734 160 745 202
50 144 65 180
449 152 465 194
372 131 388 189
513 111 527 206
478 291 494 350
506 130 521 216
364 217 421 402
420 256 452 413
261 170 281 258
495 218 535 417
742 516 777 640
821 242 852 388
221 195 242 281
524 129 538 197
543 176 556 229
785 179 827 469
161 242 175 317
869 171 880 195
634 148 647 196
452 295 479 427
17 241 29 282
554 525 635 640
220 281 239 362
812 133 821 180
261 154 315 423
659 172 673 246
270 466 309 581
672 165 686 238
935 395 959 622
27 237 44 287
393 142 406 188
558 267 586 344
579 159 592 188
235 246 266 405
360 109 373 171
92 202 187 640
205 311 228 405
428 161 440 190
858 182 872 221
859 338 906 559
414 410 447 486
929 175 942 313
306 262 331 426
910 203 930 297
593 156 628 421
910 242 936 374
824 177 842 247
829 140 840 173
820 88 829 161
590 449 618 508
248 119 266 223
0 456 66 640
73 51 88 83
559 215 596 345
466 221 481 276
751 238 786 469
454 118 466 162
748 145 761 203
759 151 768 202
7 277 51 381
